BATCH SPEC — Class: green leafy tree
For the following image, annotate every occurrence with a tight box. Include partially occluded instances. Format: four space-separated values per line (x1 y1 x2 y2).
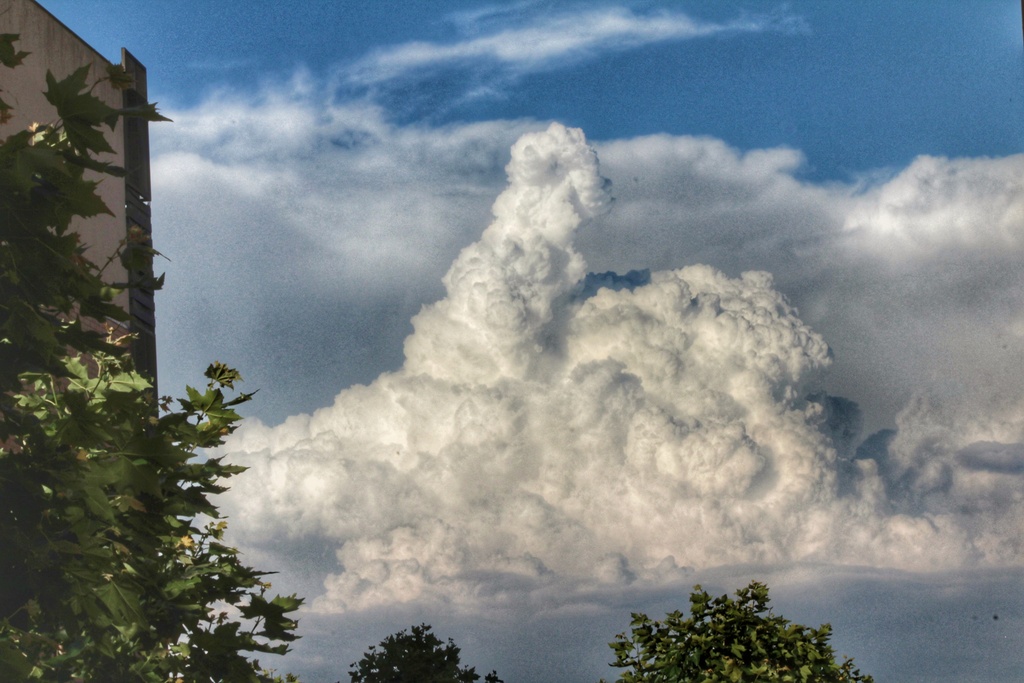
602 581 873 683
0 34 302 681
349 624 503 683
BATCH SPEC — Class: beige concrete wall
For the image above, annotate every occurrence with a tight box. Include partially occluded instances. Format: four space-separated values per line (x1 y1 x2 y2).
1 0 130 310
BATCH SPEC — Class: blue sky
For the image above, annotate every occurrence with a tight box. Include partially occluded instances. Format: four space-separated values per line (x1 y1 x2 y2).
34 2 1024 682
50 1 1023 179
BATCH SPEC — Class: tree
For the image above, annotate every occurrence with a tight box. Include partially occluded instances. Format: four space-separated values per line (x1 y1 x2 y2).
0 34 301 681
348 624 503 683
602 581 873 683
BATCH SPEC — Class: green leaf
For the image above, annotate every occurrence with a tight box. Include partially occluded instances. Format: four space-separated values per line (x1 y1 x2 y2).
94 580 145 625
0 33 30 68
104 63 134 90
120 101 173 123
0 639 33 680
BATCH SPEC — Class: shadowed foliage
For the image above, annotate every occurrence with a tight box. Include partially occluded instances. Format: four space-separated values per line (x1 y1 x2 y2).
0 34 301 681
349 624 503 683
602 581 874 683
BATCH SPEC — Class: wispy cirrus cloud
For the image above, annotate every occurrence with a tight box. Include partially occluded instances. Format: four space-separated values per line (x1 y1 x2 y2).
345 5 805 86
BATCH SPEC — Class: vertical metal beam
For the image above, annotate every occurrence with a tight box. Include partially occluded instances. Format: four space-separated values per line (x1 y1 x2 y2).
122 48 158 394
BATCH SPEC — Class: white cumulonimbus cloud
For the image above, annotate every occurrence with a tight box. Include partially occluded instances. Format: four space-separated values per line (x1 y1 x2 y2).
220 123 1024 613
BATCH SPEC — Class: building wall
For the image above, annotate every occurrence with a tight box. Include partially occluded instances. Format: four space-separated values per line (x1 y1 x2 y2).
1 0 157 384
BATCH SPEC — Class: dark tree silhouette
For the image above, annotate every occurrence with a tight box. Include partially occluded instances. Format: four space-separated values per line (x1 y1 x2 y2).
603 581 874 682
349 624 502 683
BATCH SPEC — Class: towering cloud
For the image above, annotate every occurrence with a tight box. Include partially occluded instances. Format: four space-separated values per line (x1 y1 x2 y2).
220 124 1023 616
